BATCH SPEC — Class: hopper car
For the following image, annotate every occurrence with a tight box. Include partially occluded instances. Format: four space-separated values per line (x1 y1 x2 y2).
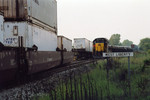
108 45 133 52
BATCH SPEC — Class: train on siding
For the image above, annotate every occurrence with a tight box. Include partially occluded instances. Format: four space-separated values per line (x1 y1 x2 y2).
93 38 133 58
73 38 133 59
0 0 73 85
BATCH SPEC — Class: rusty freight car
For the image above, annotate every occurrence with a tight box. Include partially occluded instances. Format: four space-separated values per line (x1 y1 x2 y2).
0 0 57 31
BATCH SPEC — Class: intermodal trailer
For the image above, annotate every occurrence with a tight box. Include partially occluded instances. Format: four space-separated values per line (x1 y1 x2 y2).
57 36 73 64
57 36 72 51
73 38 93 59
74 38 92 52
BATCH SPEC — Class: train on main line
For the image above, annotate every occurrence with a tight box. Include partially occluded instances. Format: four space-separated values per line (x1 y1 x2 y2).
0 0 74 85
0 0 133 86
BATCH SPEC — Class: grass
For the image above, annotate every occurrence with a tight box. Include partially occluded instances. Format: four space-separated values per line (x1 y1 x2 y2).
37 52 150 100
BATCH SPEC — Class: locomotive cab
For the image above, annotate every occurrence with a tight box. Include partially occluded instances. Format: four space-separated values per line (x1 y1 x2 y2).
93 38 109 58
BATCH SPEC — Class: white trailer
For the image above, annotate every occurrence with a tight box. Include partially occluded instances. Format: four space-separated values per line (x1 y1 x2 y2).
2 22 57 51
74 38 92 52
90 41 93 52
57 36 72 51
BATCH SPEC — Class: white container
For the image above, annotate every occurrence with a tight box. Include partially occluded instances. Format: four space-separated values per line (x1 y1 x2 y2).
57 36 72 51
90 41 93 52
0 13 4 44
3 22 57 51
74 38 91 52
0 0 57 30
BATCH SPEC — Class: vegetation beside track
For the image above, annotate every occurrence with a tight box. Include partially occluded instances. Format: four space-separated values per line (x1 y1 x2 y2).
36 52 150 100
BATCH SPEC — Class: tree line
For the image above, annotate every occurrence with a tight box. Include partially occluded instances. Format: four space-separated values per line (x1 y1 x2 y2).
109 34 150 52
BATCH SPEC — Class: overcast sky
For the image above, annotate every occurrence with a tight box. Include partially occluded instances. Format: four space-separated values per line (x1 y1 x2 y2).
57 0 150 45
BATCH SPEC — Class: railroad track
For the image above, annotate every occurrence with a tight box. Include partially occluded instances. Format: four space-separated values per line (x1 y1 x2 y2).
47 59 97 75
0 59 97 91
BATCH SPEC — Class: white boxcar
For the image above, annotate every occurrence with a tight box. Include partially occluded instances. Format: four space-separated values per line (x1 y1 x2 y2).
74 38 92 52
3 22 57 51
57 36 72 51
0 12 4 44
0 0 57 30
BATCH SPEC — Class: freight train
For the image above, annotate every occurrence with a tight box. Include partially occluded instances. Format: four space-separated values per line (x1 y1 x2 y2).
93 38 133 58
0 0 73 85
73 38 133 59
0 0 133 86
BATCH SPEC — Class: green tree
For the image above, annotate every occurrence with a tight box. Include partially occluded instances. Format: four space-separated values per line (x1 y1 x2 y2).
122 39 133 46
139 38 150 51
109 34 121 45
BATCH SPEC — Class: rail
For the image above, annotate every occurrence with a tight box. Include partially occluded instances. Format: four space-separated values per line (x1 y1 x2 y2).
0 59 97 91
